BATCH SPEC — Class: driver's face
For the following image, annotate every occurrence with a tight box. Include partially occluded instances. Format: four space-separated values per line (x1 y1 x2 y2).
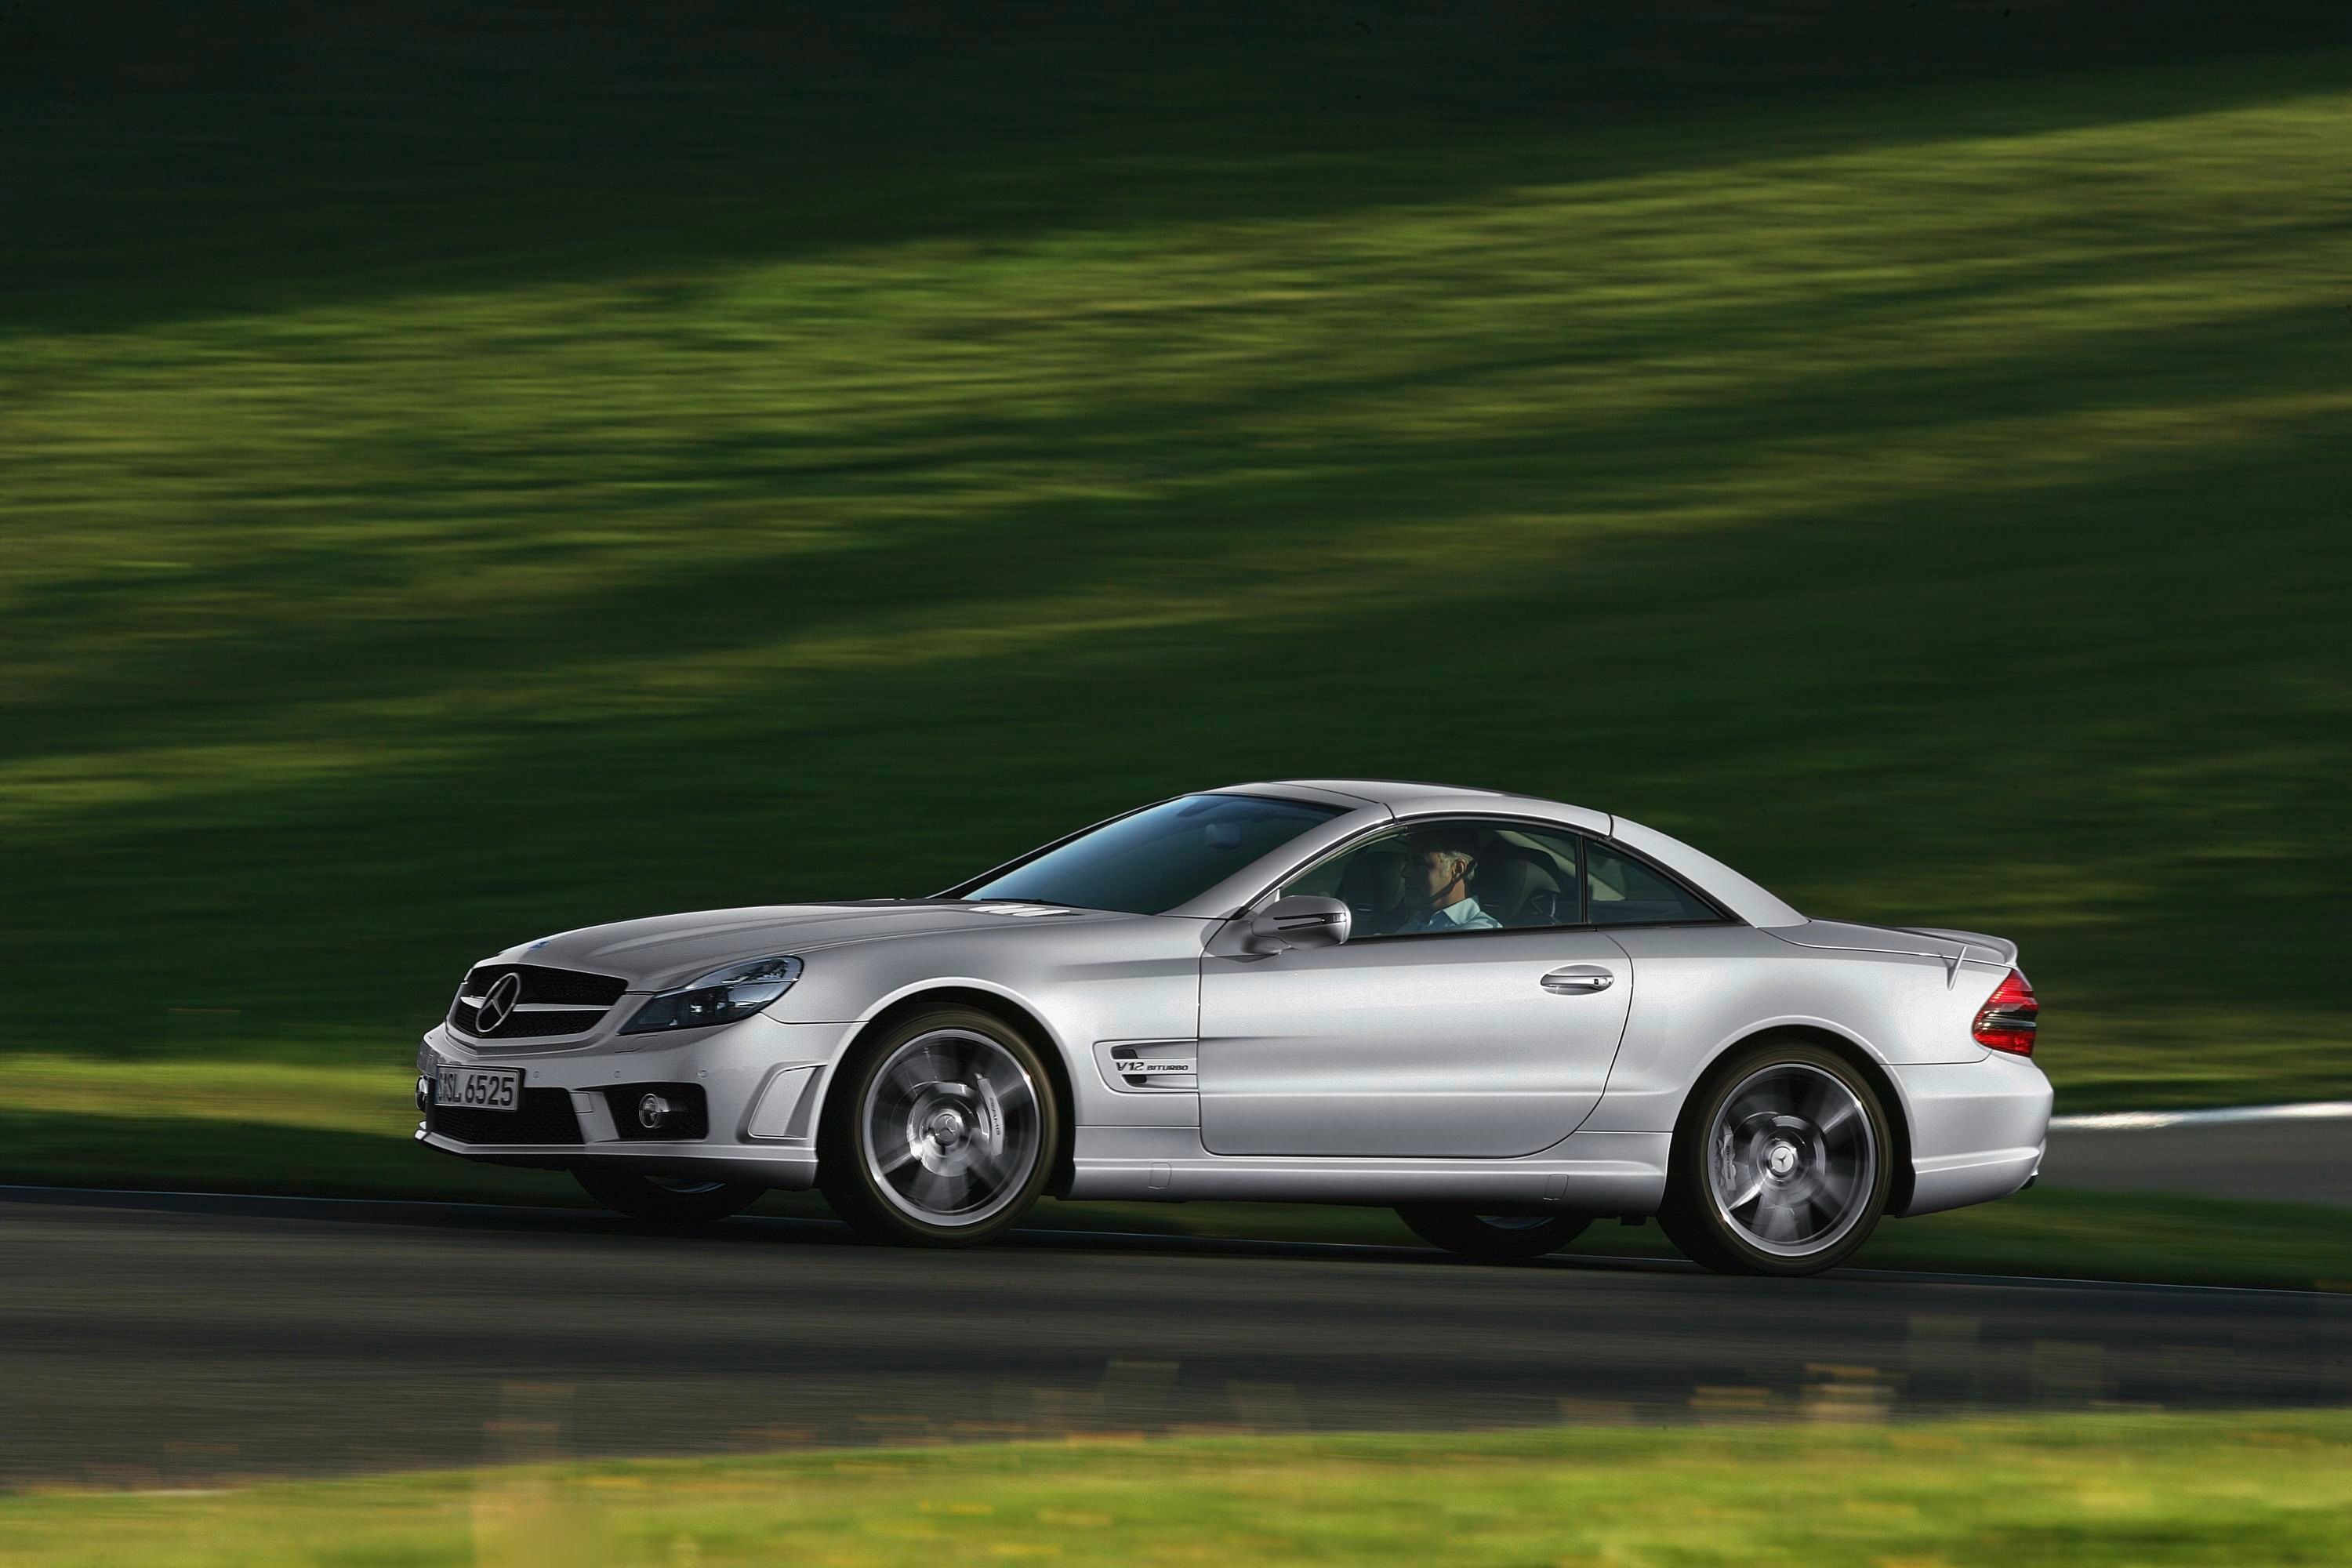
1417 850 1467 902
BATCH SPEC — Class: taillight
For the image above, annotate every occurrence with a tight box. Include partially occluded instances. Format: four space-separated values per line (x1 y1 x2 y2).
1972 969 2038 1056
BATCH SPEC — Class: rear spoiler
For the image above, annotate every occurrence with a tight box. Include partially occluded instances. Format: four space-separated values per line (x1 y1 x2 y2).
1898 926 2020 969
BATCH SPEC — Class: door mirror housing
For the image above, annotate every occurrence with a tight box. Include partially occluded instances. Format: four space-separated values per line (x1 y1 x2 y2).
1247 894 1351 953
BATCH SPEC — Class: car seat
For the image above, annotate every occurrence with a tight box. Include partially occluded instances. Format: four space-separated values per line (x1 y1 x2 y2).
1471 846 1566 928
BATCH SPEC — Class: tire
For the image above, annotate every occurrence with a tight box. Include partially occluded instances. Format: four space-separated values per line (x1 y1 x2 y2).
1396 1206 1590 1263
573 1167 763 1225
818 1007 1062 1248
1657 1037 1893 1277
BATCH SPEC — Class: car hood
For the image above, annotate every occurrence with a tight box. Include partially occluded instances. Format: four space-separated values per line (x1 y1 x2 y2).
488 900 1111 992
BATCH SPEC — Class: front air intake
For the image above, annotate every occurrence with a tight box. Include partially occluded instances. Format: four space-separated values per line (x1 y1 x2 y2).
427 1088 583 1145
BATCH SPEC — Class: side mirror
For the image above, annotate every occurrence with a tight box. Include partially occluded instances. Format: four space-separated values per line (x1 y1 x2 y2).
1247 894 1352 953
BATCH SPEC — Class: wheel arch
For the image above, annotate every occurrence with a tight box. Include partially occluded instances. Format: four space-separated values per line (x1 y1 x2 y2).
817 984 1080 1199
1668 1022 1916 1218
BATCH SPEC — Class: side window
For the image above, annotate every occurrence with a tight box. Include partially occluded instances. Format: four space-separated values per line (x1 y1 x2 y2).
1584 840 1722 926
1282 819 1586 936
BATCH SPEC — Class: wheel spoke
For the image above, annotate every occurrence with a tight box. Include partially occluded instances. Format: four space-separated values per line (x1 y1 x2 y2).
901 1167 940 1207
1815 1096 1859 1139
906 1165 964 1210
966 1139 1014 1187
1783 1189 1820 1237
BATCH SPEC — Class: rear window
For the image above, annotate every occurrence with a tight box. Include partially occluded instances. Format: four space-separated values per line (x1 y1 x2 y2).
1586 840 1722 925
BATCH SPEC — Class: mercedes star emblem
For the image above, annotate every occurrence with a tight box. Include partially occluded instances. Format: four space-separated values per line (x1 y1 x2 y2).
475 972 524 1033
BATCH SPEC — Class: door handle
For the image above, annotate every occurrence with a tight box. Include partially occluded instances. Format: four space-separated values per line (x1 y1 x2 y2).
1541 965 1614 995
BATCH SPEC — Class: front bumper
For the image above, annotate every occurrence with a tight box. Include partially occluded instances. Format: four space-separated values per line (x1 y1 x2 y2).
1889 1051 2053 1218
414 1013 858 1189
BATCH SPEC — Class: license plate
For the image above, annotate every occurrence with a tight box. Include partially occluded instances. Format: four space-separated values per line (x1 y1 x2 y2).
437 1066 523 1112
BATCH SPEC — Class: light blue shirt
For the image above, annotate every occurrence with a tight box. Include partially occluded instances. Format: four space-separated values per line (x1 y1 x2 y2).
1397 896 1501 935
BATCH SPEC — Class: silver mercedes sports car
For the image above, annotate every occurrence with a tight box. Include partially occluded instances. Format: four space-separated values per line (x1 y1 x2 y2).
416 781 2049 1275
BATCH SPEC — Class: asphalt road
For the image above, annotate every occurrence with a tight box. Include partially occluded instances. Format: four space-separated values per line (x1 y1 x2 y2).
2045 1118 2351 1207
5 1189 2347 1490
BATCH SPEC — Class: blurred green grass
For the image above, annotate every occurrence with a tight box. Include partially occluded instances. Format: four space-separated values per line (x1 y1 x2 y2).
3 0 2349 1149
5 1412 2348 1566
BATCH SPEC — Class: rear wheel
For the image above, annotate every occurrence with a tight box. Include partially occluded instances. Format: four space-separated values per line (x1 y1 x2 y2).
573 1168 762 1225
1658 1038 1891 1277
819 1007 1062 1247
1396 1206 1590 1263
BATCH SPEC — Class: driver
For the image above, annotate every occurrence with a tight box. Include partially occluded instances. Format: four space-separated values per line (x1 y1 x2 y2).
1395 831 1500 933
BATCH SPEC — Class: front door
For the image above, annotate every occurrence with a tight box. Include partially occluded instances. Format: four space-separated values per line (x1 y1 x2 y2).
1197 819 1634 1157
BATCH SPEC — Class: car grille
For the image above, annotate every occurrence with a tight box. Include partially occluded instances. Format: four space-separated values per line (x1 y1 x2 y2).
448 964 630 1041
429 1088 583 1145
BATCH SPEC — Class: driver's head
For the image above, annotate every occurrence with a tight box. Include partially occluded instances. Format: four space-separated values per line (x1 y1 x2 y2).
1403 832 1478 908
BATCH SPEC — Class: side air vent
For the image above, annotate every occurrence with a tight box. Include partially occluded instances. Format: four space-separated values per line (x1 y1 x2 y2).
1097 1042 1199 1091
448 964 630 1042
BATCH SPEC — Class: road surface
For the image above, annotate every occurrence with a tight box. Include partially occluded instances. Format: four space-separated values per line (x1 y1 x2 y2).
4 1187 2345 1490
2045 1115 2350 1207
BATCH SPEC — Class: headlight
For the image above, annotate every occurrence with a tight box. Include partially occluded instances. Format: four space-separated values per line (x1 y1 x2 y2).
619 955 803 1035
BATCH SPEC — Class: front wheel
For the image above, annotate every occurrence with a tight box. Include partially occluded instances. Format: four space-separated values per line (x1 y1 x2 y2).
573 1168 763 1225
1658 1039 1892 1277
1396 1206 1590 1263
819 1008 1062 1247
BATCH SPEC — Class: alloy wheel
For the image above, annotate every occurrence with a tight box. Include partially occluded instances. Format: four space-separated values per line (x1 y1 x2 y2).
1704 1061 1877 1259
859 1028 1044 1228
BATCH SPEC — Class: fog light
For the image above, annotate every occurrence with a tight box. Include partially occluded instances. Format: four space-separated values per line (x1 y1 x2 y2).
638 1092 676 1131
416 1075 434 1112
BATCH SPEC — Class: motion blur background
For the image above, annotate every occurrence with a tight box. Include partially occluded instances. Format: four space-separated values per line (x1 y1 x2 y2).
3 2 2349 1560
7 0 2350 1127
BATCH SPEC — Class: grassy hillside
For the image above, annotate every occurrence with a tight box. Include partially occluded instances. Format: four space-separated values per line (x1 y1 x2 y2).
4 3 2349 1132
5 1413 2349 1565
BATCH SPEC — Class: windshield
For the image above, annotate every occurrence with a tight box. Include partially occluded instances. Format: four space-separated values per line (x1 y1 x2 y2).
959 794 1346 915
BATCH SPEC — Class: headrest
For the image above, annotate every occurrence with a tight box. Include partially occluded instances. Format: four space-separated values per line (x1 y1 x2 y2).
1472 847 1560 927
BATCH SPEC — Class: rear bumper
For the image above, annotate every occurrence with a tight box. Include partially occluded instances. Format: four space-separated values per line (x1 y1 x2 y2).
1889 1052 2053 1218
414 1014 858 1190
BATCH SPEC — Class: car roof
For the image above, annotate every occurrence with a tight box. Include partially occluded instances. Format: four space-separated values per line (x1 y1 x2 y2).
1217 778 1610 826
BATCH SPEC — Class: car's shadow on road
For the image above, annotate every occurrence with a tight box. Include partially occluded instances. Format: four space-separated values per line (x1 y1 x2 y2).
2 1179 1715 1275
9 1182 2298 1299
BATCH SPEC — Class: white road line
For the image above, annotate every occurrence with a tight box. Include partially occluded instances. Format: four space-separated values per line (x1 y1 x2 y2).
2049 1101 2352 1131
